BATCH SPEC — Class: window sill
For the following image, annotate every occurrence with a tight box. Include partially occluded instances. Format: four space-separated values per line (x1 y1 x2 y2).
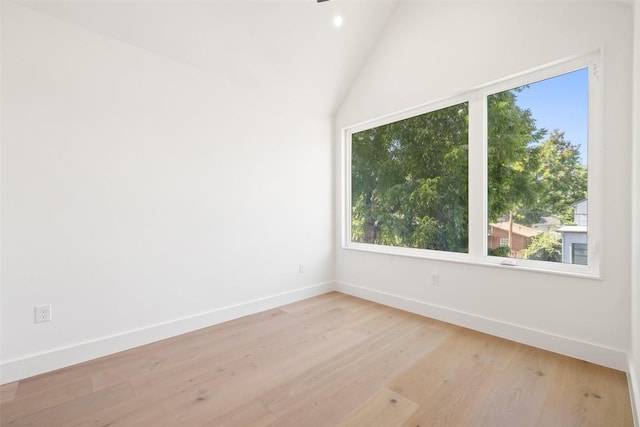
342 242 601 281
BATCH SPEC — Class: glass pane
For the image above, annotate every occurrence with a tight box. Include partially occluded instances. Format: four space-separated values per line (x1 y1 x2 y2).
487 68 588 265
351 102 469 253
571 243 588 265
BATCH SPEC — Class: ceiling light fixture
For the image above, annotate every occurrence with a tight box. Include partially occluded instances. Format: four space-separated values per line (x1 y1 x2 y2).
333 15 343 27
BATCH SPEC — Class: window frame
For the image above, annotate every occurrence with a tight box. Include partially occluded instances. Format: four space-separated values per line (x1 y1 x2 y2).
342 52 602 279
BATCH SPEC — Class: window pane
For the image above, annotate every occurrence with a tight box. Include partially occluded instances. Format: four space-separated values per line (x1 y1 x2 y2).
487 68 588 265
351 103 469 253
571 243 588 265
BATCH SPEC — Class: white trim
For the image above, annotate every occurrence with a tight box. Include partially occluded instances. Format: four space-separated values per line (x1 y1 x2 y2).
478 53 600 98
346 94 471 135
343 126 353 250
342 52 602 279
336 281 628 371
347 241 470 262
630 0 640 424
342 244 601 280
0 282 335 385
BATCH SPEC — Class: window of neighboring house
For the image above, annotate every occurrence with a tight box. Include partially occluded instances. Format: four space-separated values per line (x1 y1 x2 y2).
349 101 469 254
344 54 600 277
572 243 588 265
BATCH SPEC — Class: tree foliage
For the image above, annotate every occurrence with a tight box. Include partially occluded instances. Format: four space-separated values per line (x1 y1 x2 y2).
487 89 545 223
520 130 587 224
522 231 562 262
352 103 468 252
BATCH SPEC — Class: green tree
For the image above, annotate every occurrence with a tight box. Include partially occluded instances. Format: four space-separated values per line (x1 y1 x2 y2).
519 130 587 224
487 87 546 252
523 231 562 262
486 89 545 251
351 103 468 252
487 89 545 219
351 124 404 244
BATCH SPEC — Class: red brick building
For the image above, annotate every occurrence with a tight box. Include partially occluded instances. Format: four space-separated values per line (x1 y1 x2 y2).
488 221 541 258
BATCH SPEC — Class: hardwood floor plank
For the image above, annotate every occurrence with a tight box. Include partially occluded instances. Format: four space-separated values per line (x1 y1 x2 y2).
348 304 417 337
537 357 633 427
0 383 18 404
135 329 366 426
337 387 418 427
90 303 355 392
257 310 434 413
330 293 377 313
278 291 345 314
11 366 94 402
70 329 367 426
3 382 134 427
389 327 518 402
0 378 91 424
121 306 358 393
0 293 632 426
395 330 519 427
478 345 558 427
90 308 289 391
265 322 449 426
202 400 277 427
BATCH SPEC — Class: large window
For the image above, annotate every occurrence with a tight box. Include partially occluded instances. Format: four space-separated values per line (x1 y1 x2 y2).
487 69 589 266
344 54 600 277
350 102 469 253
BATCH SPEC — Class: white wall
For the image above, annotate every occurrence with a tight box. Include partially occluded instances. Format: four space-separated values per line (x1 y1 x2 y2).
629 0 640 422
1 3 334 382
336 1 633 370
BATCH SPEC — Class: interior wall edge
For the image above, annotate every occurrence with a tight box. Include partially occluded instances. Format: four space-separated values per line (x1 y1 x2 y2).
335 281 628 372
630 0 640 422
0 281 335 385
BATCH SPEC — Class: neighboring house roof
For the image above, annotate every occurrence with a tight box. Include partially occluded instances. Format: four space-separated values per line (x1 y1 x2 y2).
490 221 541 238
557 225 587 233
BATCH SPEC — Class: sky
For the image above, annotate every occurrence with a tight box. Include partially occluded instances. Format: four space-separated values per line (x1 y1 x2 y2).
512 67 589 164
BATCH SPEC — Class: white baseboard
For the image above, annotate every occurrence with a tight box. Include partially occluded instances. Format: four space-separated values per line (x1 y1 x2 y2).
628 357 640 427
2 280 629 385
336 281 628 372
0 282 335 385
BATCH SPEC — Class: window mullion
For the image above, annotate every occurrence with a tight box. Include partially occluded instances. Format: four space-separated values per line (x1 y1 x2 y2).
467 92 485 261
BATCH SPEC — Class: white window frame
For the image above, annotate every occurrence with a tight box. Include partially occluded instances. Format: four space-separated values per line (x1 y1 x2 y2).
342 52 602 279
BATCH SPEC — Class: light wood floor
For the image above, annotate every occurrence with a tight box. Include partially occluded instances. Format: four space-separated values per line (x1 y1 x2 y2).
0 292 633 426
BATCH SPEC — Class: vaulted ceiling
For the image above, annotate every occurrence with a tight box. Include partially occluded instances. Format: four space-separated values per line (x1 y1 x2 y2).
14 0 400 115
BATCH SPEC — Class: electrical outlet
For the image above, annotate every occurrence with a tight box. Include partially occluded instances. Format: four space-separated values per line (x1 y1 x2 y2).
431 273 440 287
299 264 305 273
35 305 52 323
